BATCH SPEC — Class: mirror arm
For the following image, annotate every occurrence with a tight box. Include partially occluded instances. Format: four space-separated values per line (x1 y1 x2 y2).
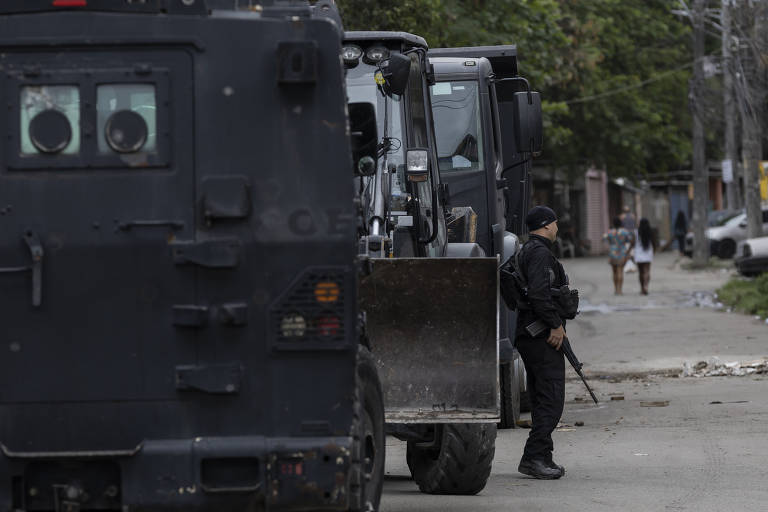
495 76 533 103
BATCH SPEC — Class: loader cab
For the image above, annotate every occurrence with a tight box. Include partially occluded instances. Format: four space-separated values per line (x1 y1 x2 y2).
344 31 447 258
428 46 543 251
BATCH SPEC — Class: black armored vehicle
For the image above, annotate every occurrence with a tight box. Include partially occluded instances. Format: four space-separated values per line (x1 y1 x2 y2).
0 1 383 511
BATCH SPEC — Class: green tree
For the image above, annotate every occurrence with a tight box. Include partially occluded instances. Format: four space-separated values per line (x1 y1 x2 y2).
337 0 694 178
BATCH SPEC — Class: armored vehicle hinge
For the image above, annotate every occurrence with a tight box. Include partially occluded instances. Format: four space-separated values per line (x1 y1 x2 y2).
170 239 241 268
0 231 43 307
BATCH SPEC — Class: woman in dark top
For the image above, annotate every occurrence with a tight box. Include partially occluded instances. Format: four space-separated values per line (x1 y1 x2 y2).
674 211 687 256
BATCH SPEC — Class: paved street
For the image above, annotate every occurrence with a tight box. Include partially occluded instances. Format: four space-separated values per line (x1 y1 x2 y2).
381 252 768 511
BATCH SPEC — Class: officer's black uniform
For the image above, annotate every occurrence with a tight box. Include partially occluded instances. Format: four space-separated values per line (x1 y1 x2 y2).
516 234 567 464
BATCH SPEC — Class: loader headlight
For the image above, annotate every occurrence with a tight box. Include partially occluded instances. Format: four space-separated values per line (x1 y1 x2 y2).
342 45 363 67
364 46 389 64
280 313 307 338
406 148 429 182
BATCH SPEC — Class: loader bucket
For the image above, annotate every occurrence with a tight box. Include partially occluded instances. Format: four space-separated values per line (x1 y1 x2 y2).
359 257 499 423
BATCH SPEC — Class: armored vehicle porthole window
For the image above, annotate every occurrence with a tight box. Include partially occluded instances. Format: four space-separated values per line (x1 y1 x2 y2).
97 84 157 154
20 86 80 156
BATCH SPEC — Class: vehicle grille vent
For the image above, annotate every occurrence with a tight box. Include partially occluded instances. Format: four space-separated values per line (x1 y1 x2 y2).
270 268 347 345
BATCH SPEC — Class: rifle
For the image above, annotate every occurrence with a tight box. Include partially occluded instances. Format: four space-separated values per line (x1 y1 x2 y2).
524 320 599 404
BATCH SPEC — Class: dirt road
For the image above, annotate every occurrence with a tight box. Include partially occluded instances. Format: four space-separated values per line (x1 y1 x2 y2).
381 252 768 511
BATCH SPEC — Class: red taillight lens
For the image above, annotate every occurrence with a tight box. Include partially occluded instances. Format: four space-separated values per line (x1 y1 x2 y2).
316 315 341 337
53 0 87 6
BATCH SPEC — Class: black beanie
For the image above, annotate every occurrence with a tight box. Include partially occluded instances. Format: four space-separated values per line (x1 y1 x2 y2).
525 206 558 231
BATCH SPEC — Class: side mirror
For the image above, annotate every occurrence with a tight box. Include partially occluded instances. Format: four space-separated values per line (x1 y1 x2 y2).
739 220 747 228
378 53 411 96
348 102 378 176
512 91 543 155
406 148 429 182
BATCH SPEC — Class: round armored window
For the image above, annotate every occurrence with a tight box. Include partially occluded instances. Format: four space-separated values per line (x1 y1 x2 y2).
29 109 72 154
105 110 148 153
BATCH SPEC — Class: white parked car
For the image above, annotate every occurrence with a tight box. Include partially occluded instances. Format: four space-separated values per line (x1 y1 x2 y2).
735 236 768 277
685 207 768 259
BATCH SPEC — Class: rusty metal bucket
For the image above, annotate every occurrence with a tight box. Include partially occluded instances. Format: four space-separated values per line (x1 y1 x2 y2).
359 257 499 423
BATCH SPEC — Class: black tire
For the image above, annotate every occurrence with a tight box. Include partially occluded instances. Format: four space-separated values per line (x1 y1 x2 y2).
406 423 496 495
498 361 520 429
350 346 385 512
719 238 736 259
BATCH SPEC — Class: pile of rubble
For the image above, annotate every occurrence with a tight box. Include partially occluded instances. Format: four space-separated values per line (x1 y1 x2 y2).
682 357 768 377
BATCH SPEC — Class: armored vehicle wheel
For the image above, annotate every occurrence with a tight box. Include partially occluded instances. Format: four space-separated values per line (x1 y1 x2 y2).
350 346 385 511
499 359 521 429
406 423 496 495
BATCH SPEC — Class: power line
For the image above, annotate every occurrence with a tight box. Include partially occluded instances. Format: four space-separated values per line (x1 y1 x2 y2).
564 60 695 105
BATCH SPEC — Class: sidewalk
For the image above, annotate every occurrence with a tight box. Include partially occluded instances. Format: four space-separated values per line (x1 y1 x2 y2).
562 251 768 374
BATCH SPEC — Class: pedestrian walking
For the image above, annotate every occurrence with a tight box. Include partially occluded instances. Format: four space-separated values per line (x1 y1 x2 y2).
504 206 568 480
634 218 657 295
603 217 633 295
674 211 688 256
620 205 637 231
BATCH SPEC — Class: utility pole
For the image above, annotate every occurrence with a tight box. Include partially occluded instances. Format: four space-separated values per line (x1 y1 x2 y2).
722 0 740 211
690 0 709 267
737 2 765 239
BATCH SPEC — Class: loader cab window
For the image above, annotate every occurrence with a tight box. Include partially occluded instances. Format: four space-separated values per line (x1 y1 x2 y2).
346 61 407 205
430 81 484 173
20 85 80 156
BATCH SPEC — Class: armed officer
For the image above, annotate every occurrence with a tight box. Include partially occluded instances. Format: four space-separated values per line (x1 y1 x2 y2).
507 206 569 479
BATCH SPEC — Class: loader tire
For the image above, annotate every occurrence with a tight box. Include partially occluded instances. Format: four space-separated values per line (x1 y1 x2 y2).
406 423 496 495
499 360 521 429
350 346 385 511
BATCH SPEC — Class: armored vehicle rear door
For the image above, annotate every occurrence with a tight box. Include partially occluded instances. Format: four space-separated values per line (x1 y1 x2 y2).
0 50 196 409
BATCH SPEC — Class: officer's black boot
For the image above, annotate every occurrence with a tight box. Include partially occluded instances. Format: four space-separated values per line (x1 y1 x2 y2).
546 458 565 476
518 457 562 480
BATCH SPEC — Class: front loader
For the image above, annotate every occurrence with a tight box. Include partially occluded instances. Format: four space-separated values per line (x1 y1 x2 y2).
344 32 499 495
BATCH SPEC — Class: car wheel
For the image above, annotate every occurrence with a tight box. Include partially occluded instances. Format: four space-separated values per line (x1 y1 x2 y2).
718 239 736 259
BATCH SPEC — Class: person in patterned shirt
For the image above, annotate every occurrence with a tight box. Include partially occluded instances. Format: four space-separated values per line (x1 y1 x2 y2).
603 217 633 295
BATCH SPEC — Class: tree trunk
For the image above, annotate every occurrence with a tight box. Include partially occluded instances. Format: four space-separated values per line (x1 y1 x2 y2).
722 0 741 211
690 0 709 267
738 3 765 240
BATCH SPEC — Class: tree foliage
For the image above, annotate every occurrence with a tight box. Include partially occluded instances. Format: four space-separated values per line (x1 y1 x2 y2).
336 0 694 178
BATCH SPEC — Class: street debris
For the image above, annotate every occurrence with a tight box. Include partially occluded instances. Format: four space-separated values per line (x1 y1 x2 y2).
639 401 669 407
633 453 649 456
709 400 749 405
682 357 768 377
575 421 585 427
610 395 625 401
